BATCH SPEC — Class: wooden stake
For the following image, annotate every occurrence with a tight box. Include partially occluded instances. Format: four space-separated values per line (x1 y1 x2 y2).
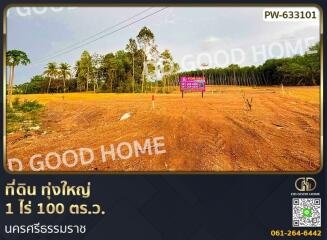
152 95 155 110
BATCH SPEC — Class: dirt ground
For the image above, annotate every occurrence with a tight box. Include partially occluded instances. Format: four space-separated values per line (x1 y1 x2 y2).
6 86 321 172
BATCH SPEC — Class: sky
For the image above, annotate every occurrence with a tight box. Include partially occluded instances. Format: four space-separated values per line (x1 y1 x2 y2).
6 6 320 84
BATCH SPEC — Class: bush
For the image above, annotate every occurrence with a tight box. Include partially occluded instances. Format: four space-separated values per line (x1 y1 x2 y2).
14 99 43 112
7 99 43 133
7 112 24 122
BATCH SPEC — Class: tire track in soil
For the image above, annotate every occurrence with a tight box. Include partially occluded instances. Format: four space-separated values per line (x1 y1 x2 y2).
6 88 320 172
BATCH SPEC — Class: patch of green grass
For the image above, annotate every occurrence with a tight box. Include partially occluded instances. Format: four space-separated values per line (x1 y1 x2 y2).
13 98 43 112
7 98 44 133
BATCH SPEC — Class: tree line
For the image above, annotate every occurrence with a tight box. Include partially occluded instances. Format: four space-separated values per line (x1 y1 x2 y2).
176 42 320 86
14 26 180 95
9 32 320 99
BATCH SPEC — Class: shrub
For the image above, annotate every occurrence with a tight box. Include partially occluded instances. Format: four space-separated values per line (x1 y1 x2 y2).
7 99 43 133
15 100 43 112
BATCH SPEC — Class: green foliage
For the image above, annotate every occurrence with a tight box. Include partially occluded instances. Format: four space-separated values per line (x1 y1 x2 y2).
44 62 58 77
6 111 25 133
14 75 47 94
6 50 31 66
126 38 138 54
6 49 31 108
59 63 71 78
179 42 320 86
137 26 155 50
15 27 180 94
261 43 320 85
77 51 93 91
15 29 319 95
15 100 43 112
59 63 71 93
7 99 43 133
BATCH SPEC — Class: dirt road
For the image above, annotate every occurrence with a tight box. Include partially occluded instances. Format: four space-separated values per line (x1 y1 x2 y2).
6 86 321 172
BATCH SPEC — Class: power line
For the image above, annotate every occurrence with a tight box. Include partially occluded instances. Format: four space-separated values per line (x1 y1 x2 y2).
36 7 153 62
34 7 167 64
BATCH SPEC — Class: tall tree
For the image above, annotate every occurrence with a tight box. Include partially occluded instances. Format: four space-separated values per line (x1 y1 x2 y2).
301 43 320 85
44 62 58 93
125 38 138 93
160 49 173 92
59 63 71 93
102 53 118 92
149 45 160 92
227 64 240 85
137 27 155 92
6 50 30 107
91 53 103 92
77 51 93 92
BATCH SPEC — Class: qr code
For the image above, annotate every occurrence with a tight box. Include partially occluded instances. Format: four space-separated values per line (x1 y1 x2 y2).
292 198 321 227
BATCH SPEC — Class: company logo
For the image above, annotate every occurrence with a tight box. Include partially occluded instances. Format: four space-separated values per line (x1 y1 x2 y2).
295 177 317 192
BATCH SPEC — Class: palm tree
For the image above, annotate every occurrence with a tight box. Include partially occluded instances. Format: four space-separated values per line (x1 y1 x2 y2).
59 63 71 93
6 50 31 107
44 62 58 93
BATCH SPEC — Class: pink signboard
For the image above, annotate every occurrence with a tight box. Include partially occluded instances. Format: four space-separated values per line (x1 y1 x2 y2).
180 76 206 92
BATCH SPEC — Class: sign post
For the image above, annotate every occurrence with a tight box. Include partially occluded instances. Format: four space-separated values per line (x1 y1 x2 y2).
179 76 206 98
